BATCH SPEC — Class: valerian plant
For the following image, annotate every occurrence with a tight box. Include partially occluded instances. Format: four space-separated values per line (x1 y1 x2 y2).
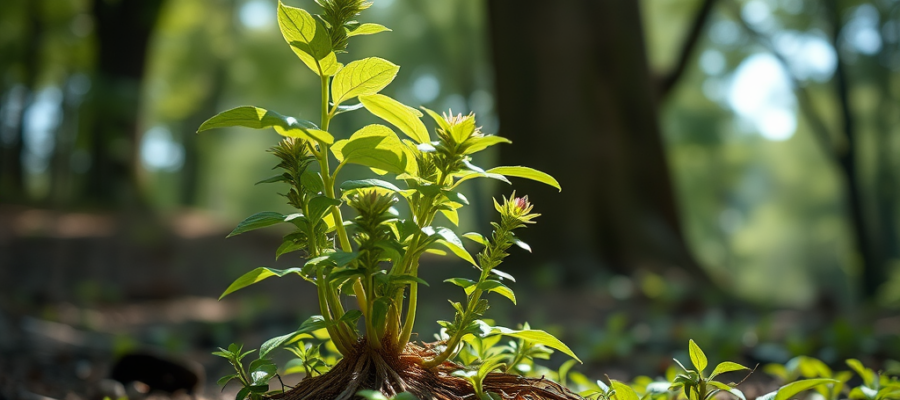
199 1 579 399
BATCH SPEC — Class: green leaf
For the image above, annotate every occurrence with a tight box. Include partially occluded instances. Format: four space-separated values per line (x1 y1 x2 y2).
445 277 477 290
451 169 511 189
249 358 277 385
359 94 429 143
709 382 746 400
331 57 399 106
847 359 876 387
421 106 451 132
462 232 488 246
711 361 748 379
770 379 838 400
476 280 516 305
275 239 305 260
490 326 581 363
558 359 578 387
486 166 561 192
301 170 326 194
255 174 289 185
347 23 391 37
391 275 430 287
236 386 251 400
227 212 287 238
440 209 459 226
463 135 511 154
217 374 239 387
198 106 331 143
332 125 409 174
392 393 420 400
341 178 402 193
689 339 707 373
308 196 342 222
356 390 389 400
305 251 359 268
220 267 303 299
259 315 332 358
277 1 340 76
610 379 640 400
423 226 477 266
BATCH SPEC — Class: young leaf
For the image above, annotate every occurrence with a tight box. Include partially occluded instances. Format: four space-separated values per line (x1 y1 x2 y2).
462 232 489 246
463 136 511 154
217 374 239 387
440 209 459 226
341 178 402 193
347 23 392 37
305 251 359 268
331 57 400 106
710 361 749 379
477 280 517 305
423 226 477 266
846 359 876 387
767 379 839 400
332 125 409 174
198 106 330 142
259 315 332 358
236 386 251 400
249 358 277 385
275 239 305 260
709 381 746 400
220 267 303 299
227 211 287 238
558 359 578 387
421 106 451 132
255 174 290 185
486 166 561 192
445 277 477 290
490 326 581 363
359 94 430 143
688 339 708 373
610 379 640 400
277 1 340 76
308 196 342 221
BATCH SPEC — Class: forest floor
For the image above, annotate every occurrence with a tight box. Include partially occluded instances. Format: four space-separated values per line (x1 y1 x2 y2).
1 206 897 399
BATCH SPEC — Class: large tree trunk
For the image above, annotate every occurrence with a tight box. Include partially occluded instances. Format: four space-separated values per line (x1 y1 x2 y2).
83 0 165 207
486 1 705 281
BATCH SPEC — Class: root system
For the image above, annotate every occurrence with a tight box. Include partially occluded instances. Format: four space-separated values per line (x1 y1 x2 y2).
271 340 583 400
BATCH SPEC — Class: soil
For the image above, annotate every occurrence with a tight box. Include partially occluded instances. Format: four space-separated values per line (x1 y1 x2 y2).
273 339 582 400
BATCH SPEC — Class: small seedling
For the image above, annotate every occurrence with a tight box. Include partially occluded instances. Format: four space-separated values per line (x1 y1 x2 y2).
668 340 749 400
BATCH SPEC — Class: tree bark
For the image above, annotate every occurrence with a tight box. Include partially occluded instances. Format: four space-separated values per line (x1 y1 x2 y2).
83 0 165 207
486 1 705 280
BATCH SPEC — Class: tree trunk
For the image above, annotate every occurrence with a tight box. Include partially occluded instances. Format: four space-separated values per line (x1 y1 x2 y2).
83 0 165 207
486 1 705 281
0 0 42 202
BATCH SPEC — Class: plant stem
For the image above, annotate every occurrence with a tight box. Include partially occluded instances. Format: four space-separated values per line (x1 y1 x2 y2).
422 284 485 368
317 269 350 355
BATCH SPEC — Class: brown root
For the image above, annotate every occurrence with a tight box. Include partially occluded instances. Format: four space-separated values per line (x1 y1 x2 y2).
271 340 583 400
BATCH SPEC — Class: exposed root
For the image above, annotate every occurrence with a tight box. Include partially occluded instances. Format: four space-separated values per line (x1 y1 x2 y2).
271 340 583 400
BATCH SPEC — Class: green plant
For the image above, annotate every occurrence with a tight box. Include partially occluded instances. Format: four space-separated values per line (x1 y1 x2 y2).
668 340 749 400
199 1 578 399
214 343 277 400
763 356 852 400
845 359 900 400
